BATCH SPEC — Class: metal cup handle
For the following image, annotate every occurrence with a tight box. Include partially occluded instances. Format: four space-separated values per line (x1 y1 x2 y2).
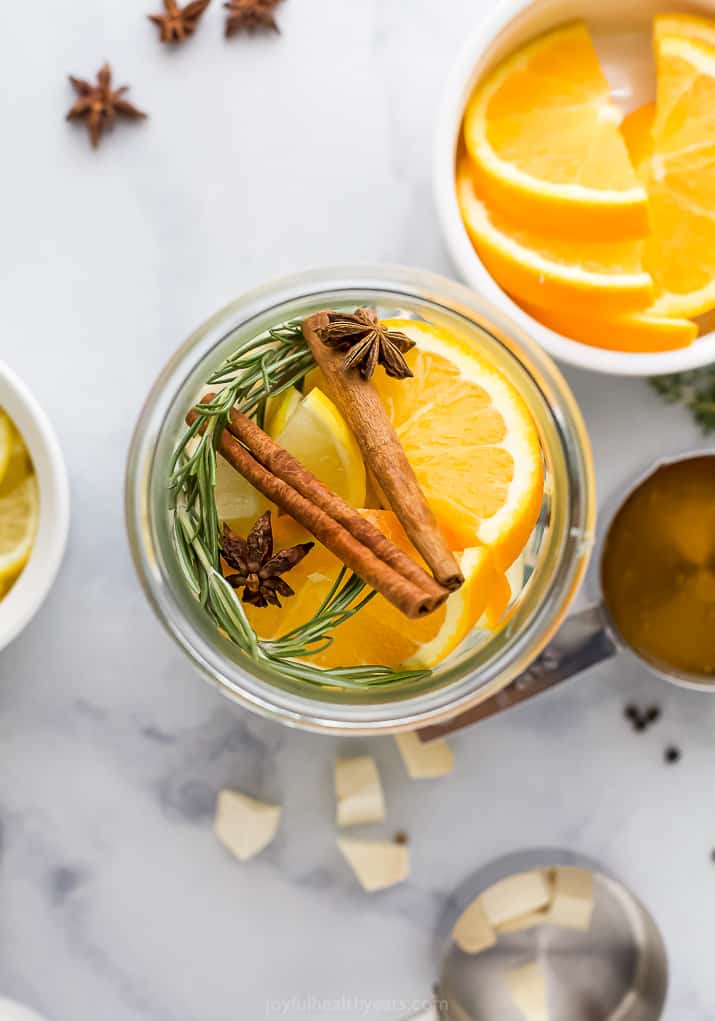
419 605 617 741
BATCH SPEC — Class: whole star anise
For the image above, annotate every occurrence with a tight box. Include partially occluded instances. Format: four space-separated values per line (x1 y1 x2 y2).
224 0 282 36
316 308 415 381
148 0 212 42
221 512 313 608
66 64 147 149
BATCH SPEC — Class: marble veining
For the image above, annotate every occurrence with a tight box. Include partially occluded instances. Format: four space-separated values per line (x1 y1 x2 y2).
1 1 715 1019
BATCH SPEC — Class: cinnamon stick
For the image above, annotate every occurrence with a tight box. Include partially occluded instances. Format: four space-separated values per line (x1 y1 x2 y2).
185 409 445 619
199 395 448 607
302 311 464 591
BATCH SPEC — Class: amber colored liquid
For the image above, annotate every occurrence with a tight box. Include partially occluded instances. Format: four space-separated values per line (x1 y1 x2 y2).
601 455 715 677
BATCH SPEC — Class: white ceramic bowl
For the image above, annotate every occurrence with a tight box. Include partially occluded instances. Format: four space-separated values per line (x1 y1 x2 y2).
0 998 50 1021
434 0 715 376
0 362 70 651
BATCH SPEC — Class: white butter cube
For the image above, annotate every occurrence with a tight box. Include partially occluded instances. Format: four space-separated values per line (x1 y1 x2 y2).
452 896 497 954
546 867 594 931
395 732 455 779
482 870 552 927
335 756 386 827
505 960 549 1021
337 838 409 892
214 790 281 861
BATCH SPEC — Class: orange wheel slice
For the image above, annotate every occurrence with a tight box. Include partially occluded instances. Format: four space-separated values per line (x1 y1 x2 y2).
371 319 544 570
643 34 715 317
620 102 656 175
516 298 696 353
463 22 649 239
654 12 715 49
242 511 511 669
457 160 653 315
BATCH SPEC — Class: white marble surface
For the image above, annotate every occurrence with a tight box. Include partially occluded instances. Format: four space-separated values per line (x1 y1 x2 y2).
1 2 714 1019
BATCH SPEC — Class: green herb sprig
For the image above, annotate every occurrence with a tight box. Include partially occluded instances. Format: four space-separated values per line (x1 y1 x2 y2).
168 318 430 690
650 365 715 433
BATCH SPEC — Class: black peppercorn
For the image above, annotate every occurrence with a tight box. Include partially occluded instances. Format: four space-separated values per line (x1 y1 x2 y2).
664 746 681 764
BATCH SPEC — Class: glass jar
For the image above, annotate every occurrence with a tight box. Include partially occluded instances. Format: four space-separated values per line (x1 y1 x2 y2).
125 266 595 734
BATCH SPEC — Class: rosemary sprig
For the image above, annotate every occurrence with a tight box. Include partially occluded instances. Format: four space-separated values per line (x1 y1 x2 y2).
650 365 715 433
168 317 430 690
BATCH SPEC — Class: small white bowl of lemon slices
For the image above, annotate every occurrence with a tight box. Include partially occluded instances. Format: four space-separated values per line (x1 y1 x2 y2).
0 362 70 652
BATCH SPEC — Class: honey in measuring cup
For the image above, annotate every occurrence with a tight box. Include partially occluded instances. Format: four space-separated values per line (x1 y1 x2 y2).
601 454 715 678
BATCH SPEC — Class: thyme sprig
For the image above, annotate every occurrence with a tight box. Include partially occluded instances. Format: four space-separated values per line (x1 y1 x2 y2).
168 317 430 690
650 365 715 433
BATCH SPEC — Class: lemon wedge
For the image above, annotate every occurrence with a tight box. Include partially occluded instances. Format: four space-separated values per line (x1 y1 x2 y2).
266 387 301 437
0 476 39 582
271 387 366 507
214 454 272 532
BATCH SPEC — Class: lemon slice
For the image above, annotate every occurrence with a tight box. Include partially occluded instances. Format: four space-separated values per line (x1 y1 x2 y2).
267 387 301 436
184 433 271 532
0 426 33 495
0 412 12 488
271 387 366 507
214 454 272 531
0 476 39 582
263 386 301 434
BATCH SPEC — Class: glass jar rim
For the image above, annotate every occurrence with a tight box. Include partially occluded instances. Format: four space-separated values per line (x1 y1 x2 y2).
125 264 596 734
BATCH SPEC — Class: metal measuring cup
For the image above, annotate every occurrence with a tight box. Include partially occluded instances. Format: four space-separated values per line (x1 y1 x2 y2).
422 450 715 742
406 849 668 1021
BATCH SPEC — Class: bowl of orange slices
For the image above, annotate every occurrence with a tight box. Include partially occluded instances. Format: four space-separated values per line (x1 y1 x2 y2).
435 0 715 375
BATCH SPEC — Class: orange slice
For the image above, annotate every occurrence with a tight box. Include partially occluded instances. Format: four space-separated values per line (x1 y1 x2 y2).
643 34 715 317
620 102 655 175
457 160 653 315
654 12 715 49
516 298 696 353
372 319 544 570
242 511 511 669
463 22 649 239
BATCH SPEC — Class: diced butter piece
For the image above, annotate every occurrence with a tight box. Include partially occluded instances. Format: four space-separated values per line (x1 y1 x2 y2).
482 870 552 927
546 867 594 931
395 732 454 779
505 961 549 1021
215 789 281 861
337 838 409 892
452 896 497 954
497 908 550 934
335 756 386 827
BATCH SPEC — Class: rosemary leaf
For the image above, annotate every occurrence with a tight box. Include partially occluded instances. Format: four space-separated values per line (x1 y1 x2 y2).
650 365 715 433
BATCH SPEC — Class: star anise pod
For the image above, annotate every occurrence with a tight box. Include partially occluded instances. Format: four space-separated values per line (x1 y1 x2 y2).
148 0 212 42
221 512 313 608
66 64 147 149
316 307 415 381
224 0 282 36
